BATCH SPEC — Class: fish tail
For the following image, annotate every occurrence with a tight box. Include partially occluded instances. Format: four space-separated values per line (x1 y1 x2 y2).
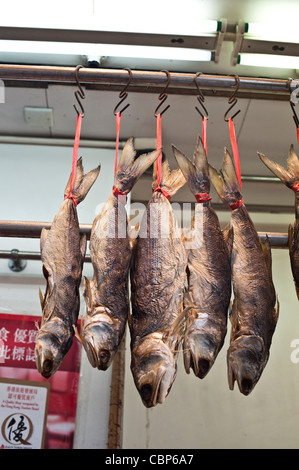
152 158 186 198
208 148 242 207
172 136 210 196
64 157 101 205
114 137 160 194
258 145 299 189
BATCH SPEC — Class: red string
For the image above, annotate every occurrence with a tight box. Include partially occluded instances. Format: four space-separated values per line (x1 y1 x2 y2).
291 182 299 193
228 117 242 190
114 112 122 176
230 199 243 211
156 113 162 187
64 113 82 206
202 116 207 155
112 186 127 205
153 113 171 200
195 192 211 203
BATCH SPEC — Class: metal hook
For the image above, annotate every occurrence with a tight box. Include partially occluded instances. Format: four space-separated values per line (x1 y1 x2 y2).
113 68 132 115
73 65 85 118
154 70 171 117
288 79 299 128
194 72 208 119
224 74 241 122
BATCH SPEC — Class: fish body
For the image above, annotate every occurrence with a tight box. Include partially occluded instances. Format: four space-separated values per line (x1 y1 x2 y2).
81 138 160 371
258 146 299 299
172 137 231 379
35 158 100 378
129 159 187 407
209 149 279 395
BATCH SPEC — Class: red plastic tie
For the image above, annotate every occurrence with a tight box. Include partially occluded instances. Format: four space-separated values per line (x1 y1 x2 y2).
113 186 127 205
154 186 171 200
230 199 243 211
291 182 299 193
156 113 163 187
195 192 211 203
114 111 122 176
64 113 82 206
202 116 207 155
229 117 242 189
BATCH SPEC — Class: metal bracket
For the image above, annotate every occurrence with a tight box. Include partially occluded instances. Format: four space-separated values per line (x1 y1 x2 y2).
231 20 246 65
214 18 227 63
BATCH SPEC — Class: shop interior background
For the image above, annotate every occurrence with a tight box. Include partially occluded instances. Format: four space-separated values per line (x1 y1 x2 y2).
1 0 299 449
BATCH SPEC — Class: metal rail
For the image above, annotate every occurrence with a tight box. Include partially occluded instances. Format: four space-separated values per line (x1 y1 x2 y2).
0 64 291 96
0 220 290 248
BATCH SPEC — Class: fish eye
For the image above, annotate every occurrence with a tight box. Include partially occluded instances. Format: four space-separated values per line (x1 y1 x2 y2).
99 349 110 364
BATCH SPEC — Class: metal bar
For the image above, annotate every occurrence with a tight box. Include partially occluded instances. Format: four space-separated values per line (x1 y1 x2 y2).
0 65 291 95
0 220 290 248
0 250 91 263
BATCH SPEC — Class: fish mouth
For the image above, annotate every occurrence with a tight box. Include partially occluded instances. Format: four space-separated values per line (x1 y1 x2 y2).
35 335 63 378
183 330 217 379
138 366 173 408
227 335 265 396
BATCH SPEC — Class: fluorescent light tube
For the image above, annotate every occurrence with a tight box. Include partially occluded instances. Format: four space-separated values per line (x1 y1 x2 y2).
0 40 212 62
246 22 299 43
238 53 299 69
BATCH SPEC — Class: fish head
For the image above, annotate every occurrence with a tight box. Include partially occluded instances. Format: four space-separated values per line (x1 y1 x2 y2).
183 315 224 379
131 332 178 408
81 309 123 371
227 335 266 396
35 322 73 379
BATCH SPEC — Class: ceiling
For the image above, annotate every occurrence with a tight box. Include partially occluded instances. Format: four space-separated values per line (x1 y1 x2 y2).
1 0 299 222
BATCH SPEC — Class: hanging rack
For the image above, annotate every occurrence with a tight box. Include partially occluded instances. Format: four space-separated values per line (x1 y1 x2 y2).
194 72 209 118
0 65 292 98
73 65 85 117
154 70 171 117
224 73 241 121
113 68 132 115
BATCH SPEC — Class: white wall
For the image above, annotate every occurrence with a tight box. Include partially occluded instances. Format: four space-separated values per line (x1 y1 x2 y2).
122 216 299 449
0 142 116 449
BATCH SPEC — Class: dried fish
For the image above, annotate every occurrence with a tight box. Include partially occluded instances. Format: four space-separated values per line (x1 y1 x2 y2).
80 137 159 371
172 136 231 379
209 149 279 395
258 147 299 300
35 158 100 378
129 159 187 407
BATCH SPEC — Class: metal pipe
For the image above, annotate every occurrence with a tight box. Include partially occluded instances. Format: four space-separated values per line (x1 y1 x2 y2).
0 220 289 248
0 65 291 95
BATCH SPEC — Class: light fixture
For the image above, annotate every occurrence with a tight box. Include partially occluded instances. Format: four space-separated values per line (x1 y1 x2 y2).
245 22 299 44
238 53 299 69
0 40 212 62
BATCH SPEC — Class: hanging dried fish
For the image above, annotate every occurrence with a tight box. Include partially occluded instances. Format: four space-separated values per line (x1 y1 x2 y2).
35 158 100 378
79 138 160 371
258 147 299 300
209 149 279 395
172 136 231 379
129 159 187 408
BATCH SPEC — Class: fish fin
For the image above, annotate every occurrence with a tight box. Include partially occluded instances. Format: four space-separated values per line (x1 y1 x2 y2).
73 324 83 344
258 148 299 189
172 136 209 196
114 137 160 194
259 235 273 276
273 297 280 324
288 222 295 252
208 148 242 207
38 287 45 310
64 157 101 205
152 159 186 198
83 276 93 310
228 298 239 334
80 234 87 263
222 224 233 259
40 227 49 252
43 283 57 321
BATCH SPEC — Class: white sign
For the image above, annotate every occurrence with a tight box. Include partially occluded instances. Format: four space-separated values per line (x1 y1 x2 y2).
0 378 50 449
